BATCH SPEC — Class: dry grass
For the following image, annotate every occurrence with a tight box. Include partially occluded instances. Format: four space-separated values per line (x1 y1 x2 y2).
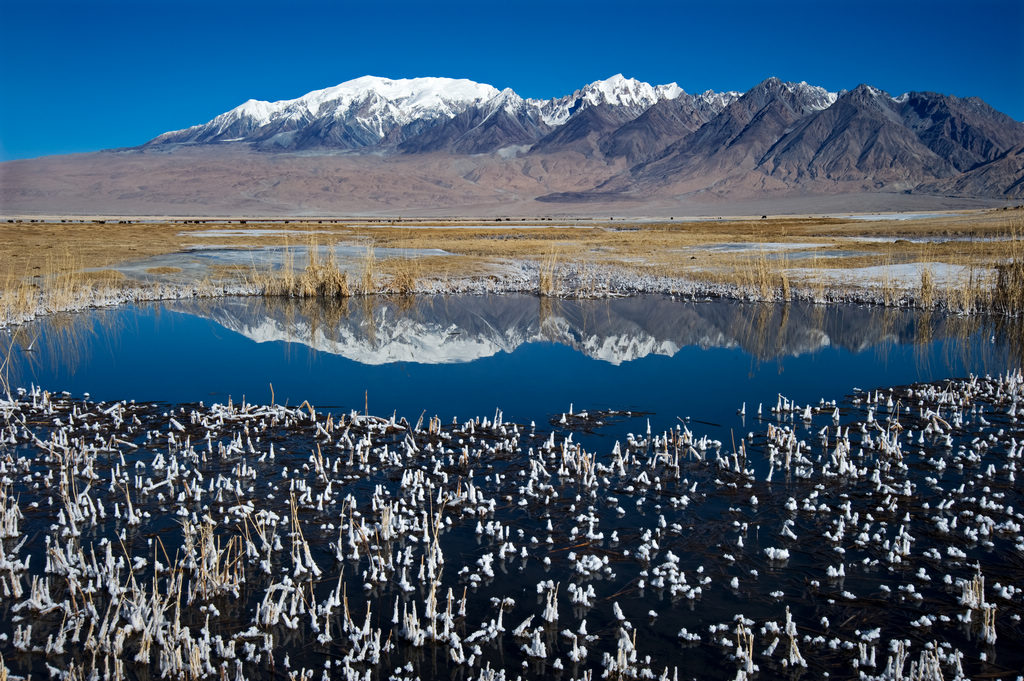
379 256 420 295
538 248 560 296
299 247 350 298
260 240 350 299
359 246 376 295
145 266 182 275
991 219 1024 315
918 266 936 309
0 247 132 324
2 207 1023 319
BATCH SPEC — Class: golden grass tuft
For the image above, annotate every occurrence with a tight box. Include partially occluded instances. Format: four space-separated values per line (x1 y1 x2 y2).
262 240 350 299
359 246 377 295
993 259 1024 315
382 256 418 295
538 248 560 296
297 252 350 299
918 266 936 309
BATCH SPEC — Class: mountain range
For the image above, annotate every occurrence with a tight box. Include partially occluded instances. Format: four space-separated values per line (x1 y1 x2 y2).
2 74 1022 216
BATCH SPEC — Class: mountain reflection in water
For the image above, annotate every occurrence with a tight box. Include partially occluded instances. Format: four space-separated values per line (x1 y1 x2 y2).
1 295 1018 441
166 294 1003 366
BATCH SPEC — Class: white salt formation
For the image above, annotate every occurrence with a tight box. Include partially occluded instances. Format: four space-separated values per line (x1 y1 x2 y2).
0 370 1021 679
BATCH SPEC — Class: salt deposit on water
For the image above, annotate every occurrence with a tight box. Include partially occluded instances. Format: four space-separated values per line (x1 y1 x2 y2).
0 368 1022 680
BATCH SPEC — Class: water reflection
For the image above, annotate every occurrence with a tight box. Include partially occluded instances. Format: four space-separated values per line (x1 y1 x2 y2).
167 294 1009 367
0 295 1018 438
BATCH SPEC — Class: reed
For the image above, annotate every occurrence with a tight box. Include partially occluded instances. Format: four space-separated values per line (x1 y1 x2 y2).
359 245 377 295
538 248 560 297
262 240 351 299
753 251 774 300
0 336 14 399
918 266 936 309
382 255 419 295
992 222 1024 315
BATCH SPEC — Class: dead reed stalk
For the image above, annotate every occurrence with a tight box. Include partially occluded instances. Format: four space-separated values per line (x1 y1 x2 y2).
918 266 936 309
384 256 418 295
538 248 560 296
992 221 1024 315
262 239 350 299
360 246 377 295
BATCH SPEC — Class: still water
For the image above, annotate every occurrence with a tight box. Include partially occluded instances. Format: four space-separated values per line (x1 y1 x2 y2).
2 294 1017 443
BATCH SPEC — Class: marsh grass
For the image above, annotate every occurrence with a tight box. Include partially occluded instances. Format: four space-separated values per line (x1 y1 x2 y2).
538 248 560 297
262 240 351 299
380 255 419 295
992 220 1024 315
0 249 128 325
686 250 795 302
0 277 37 327
993 260 1024 315
359 246 377 295
918 266 936 309
2 208 1023 321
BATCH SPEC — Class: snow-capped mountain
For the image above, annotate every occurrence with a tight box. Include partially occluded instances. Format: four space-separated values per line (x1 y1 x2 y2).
150 76 501 149
530 74 686 127
148 74 728 153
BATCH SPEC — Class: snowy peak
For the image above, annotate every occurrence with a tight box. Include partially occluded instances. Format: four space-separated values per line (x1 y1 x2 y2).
224 75 500 124
151 76 501 147
296 75 500 119
580 74 684 109
740 77 839 115
534 74 686 127
782 81 838 111
485 88 528 115
695 89 743 110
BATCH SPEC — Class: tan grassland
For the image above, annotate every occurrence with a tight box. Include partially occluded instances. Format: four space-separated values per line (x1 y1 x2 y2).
1 206 1022 326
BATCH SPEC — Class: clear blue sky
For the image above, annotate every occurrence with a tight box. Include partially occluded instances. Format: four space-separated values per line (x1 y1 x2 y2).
1 0 1021 160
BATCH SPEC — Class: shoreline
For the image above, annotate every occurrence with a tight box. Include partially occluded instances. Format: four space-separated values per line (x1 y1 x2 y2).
0 259 1018 331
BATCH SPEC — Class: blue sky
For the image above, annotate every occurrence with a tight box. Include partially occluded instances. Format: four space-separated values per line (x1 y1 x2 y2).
1 0 1022 160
